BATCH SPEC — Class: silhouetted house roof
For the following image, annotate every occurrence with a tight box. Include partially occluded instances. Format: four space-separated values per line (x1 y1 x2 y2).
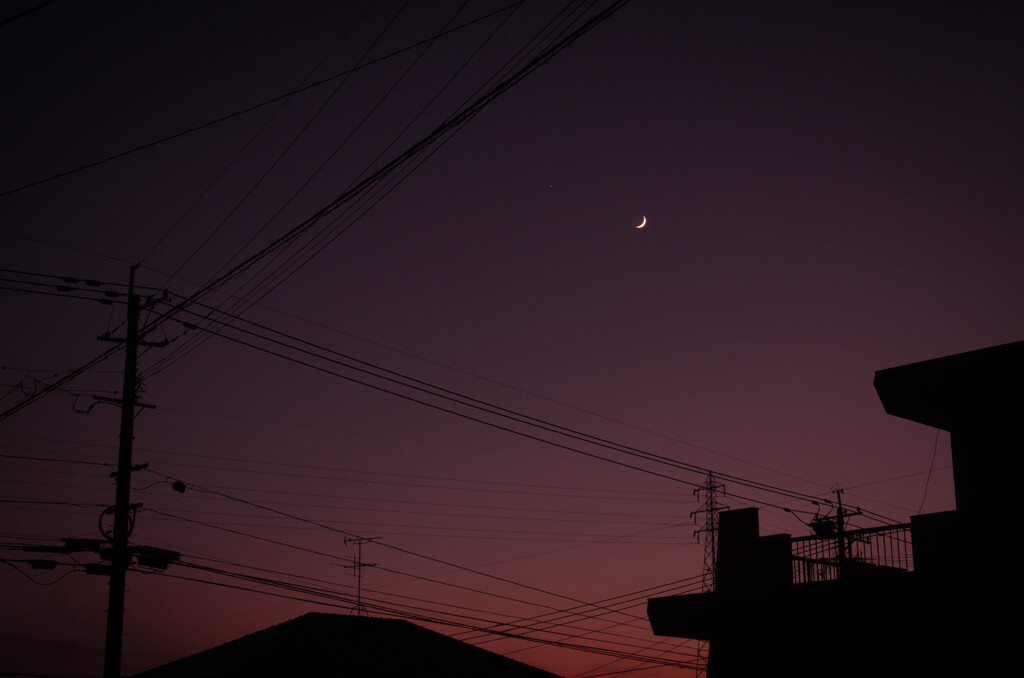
873 338 1024 431
873 339 1024 519
647 341 1021 677
133 612 562 678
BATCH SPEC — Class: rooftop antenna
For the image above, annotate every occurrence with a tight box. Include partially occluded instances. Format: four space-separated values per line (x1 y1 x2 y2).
343 537 378 616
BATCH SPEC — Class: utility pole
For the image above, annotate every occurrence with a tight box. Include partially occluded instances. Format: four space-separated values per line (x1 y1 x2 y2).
100 266 162 678
344 536 378 616
832 487 861 579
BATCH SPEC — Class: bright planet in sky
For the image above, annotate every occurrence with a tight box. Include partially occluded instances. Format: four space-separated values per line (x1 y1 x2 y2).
635 216 647 229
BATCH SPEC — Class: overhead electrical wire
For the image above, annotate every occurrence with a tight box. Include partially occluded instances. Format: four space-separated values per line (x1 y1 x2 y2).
136 561 696 669
140 0 382 269
144 503 674 650
145 517 682 548
0 267 861 525
0 1 531 199
0 1 636 431
132 0 524 357
134 0 565 381
1 431 685 507
0 345 123 421
0 267 901 525
34 254 827 494
1 1 861 523
459 576 704 642
141 467 667 623
4 4 913 664
148 0 418 294
0 269 164 419
144 568 695 670
0 0 60 29
14 264 827 502
136 1 633 381
136 467 704 667
3 520 684 660
159 294 860 519
139 488 680 529
10 460 678 669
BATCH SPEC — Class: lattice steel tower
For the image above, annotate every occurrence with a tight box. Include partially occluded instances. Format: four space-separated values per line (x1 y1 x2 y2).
691 472 726 675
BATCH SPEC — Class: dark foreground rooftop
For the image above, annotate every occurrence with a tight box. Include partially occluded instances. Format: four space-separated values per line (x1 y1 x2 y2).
133 612 562 678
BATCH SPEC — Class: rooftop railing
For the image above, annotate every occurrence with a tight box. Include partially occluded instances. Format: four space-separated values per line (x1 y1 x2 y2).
790 523 913 584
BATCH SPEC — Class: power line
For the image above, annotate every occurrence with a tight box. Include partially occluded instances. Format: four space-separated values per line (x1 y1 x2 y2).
1 265 900 524
53 257 833 496
138 564 695 670
1 431 684 505
0 0 60 29
137 1 625 383
163 295 846 516
136 467 704 667
1 4 633 430
0 345 123 422
0 1 529 198
139 0 381 269
147 0 414 289
0 228 135 264
144 506 666 642
143 469 653 620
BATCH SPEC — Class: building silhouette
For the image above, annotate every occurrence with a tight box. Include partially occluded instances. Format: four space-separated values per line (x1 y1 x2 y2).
133 612 562 678
647 341 1022 676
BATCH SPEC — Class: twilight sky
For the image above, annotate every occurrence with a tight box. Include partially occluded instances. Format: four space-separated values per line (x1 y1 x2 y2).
2 1 1023 676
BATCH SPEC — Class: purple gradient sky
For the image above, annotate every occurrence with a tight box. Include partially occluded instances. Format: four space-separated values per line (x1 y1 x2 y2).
2 2 1022 676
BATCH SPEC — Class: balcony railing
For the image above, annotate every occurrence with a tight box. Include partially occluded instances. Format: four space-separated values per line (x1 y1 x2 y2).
790 523 913 584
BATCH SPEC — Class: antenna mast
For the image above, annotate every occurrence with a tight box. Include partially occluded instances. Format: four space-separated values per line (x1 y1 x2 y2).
344 536 378 616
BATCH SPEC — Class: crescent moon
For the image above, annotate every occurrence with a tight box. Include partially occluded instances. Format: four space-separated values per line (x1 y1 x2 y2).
635 216 647 229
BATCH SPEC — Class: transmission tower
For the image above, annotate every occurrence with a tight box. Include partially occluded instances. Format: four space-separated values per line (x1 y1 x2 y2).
690 471 726 676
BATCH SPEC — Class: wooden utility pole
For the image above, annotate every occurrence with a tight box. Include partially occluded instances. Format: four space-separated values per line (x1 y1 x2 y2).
832 488 861 579
101 265 140 678
100 266 165 678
